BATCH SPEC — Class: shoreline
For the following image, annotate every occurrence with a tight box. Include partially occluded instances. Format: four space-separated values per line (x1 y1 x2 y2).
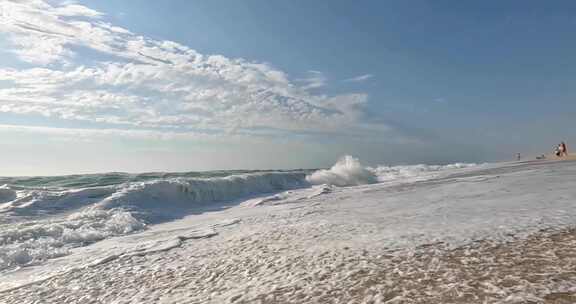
2 160 576 303
3 227 576 303
534 153 576 162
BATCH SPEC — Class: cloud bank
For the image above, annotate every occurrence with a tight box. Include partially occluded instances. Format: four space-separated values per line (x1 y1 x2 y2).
0 0 390 141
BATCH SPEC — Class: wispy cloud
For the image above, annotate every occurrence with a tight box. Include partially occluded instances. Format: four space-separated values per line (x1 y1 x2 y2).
297 70 327 90
344 74 374 83
0 0 392 141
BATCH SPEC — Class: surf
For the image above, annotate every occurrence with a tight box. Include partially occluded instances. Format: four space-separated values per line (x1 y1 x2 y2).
0 156 476 272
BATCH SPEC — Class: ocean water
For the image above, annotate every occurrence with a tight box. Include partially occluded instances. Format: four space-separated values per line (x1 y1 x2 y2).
0 156 475 273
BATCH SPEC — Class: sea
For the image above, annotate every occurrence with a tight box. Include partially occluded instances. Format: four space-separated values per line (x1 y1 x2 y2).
0 156 475 273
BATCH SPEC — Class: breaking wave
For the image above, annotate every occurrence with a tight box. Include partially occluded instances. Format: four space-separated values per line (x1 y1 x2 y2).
306 155 476 187
0 157 476 272
307 155 377 186
0 172 307 272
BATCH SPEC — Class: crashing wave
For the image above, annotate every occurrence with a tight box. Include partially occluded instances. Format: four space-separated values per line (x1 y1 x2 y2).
0 158 477 272
306 156 477 187
0 171 308 272
94 172 308 213
306 155 377 186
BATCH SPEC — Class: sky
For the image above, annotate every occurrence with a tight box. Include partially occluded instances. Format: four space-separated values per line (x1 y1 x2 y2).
0 0 575 175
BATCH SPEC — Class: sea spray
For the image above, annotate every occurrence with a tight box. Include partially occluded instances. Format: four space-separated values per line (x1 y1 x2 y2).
306 156 478 186
306 155 377 186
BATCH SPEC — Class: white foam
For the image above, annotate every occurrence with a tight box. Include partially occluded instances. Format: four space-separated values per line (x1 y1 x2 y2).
306 155 475 187
307 155 377 187
372 163 477 183
0 172 308 272
0 209 146 272
0 159 477 272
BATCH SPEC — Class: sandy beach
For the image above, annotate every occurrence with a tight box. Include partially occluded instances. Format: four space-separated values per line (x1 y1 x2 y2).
551 154 576 161
1 1 574 303
3 229 576 304
1 160 576 304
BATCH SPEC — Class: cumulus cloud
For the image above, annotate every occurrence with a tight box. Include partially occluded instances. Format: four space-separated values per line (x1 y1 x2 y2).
0 0 388 140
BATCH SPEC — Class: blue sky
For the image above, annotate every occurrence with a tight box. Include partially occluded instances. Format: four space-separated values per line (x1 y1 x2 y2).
0 0 575 175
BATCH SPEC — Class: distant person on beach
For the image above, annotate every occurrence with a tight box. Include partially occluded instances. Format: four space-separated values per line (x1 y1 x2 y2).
555 142 568 157
516 153 521 161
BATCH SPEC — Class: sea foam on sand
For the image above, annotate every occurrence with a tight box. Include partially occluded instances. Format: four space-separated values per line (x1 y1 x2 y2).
0 156 474 273
2 159 576 303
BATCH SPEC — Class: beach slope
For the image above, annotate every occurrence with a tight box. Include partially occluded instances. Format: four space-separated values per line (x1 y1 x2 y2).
2 160 576 303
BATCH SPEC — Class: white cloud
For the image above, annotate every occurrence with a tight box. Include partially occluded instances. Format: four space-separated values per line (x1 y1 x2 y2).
53 4 103 17
297 70 327 90
344 74 373 82
0 0 389 140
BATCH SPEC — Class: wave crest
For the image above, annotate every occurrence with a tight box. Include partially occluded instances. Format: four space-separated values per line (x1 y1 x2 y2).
307 155 377 187
0 171 308 272
0 159 477 272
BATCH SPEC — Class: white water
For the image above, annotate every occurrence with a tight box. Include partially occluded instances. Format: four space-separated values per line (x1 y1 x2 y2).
4 160 576 303
0 157 475 273
306 155 477 186
307 155 378 186
371 162 478 183
0 172 309 272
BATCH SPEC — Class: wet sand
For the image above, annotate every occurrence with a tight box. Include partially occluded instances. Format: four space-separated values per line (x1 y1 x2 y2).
544 153 576 161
